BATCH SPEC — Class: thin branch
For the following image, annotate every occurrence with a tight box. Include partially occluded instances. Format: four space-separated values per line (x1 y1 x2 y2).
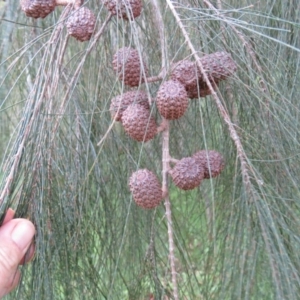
204 0 271 113
162 121 179 300
150 0 179 298
216 0 239 125
145 74 163 83
52 13 112 144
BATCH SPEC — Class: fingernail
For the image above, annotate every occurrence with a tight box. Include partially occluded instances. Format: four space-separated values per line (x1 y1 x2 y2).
11 221 35 251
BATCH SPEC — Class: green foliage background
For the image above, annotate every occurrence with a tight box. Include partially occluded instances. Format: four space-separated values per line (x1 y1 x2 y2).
1 0 300 299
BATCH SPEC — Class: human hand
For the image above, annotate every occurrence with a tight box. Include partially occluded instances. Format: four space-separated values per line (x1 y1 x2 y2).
0 209 35 298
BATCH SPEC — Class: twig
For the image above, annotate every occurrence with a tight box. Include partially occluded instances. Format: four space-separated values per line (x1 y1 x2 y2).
96 114 118 147
53 13 112 144
145 74 163 83
150 0 179 299
204 0 270 114
215 0 239 125
161 120 179 299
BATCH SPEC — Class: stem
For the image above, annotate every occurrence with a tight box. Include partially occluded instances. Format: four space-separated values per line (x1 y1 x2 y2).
150 0 179 298
55 0 82 8
156 119 168 133
53 13 112 145
162 120 179 300
145 75 163 83
215 0 239 125
145 66 168 84
204 0 270 116
150 0 168 68
161 120 170 200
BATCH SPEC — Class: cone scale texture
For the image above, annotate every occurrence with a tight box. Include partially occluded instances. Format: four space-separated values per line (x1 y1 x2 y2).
170 60 199 89
110 90 150 122
193 150 225 179
103 0 142 20
121 103 157 142
113 47 148 87
66 7 96 42
20 0 56 18
199 51 237 82
129 169 162 209
169 157 204 190
186 80 219 99
156 80 189 120
170 52 236 99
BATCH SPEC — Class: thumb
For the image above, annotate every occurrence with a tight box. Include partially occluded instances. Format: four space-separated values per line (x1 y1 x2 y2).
0 219 35 298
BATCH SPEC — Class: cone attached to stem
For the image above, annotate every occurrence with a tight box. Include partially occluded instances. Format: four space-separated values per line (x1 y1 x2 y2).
169 157 205 190
156 80 189 120
66 7 96 42
20 0 82 18
199 51 237 82
193 150 225 179
170 59 199 89
113 47 148 87
170 52 236 99
121 103 157 142
129 169 162 209
110 90 150 122
102 0 142 20
20 0 56 18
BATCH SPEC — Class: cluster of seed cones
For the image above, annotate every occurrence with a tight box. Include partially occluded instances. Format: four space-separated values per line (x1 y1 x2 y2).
110 47 236 143
22 0 233 209
109 46 235 209
129 150 225 209
103 0 142 20
109 89 157 142
169 150 225 190
20 0 142 41
156 51 237 119
170 52 237 98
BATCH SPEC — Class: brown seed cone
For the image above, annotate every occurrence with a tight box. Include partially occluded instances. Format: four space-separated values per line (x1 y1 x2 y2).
103 0 142 20
66 7 96 42
193 150 225 179
112 47 148 87
20 0 56 18
170 60 199 89
169 157 204 190
156 80 189 120
121 103 157 142
129 169 162 209
110 90 150 121
170 52 236 99
186 79 219 99
199 51 237 82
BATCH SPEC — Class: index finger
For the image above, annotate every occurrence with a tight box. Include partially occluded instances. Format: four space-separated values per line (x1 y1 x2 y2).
2 208 15 225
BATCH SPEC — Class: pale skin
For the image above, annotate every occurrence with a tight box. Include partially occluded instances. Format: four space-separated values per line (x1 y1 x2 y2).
0 209 35 298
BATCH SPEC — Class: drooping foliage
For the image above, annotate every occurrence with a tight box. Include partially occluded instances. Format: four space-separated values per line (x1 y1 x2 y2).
1 0 300 299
